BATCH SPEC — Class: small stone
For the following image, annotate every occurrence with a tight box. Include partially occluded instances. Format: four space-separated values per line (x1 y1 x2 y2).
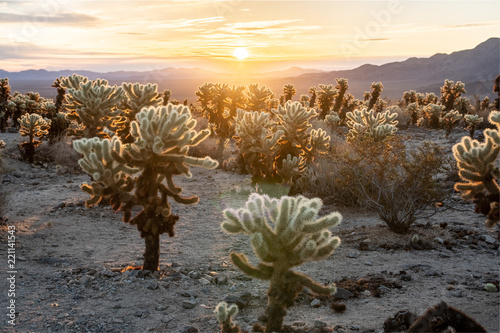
199 278 210 286
156 304 168 311
101 269 116 278
401 275 412 281
292 321 306 327
434 237 444 245
378 285 390 293
112 318 124 324
147 280 158 290
310 299 321 307
364 262 373 266
313 320 327 328
452 290 465 298
180 326 199 333
331 302 346 313
182 301 196 309
363 290 371 297
333 287 354 300
482 235 497 244
347 252 359 258
484 283 498 292
350 324 360 330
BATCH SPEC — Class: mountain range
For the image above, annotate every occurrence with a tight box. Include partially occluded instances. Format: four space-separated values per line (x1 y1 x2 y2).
2 37 498 102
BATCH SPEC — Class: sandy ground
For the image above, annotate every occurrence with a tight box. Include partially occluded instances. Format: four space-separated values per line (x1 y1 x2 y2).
0 128 498 333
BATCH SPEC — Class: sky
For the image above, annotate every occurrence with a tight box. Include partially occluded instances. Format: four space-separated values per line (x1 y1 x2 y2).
0 0 499 73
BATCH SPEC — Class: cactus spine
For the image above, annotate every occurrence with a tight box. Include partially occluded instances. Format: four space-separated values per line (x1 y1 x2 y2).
74 104 218 271
222 193 341 332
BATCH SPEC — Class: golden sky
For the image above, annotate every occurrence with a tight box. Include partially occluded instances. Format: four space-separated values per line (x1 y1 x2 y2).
1 0 499 72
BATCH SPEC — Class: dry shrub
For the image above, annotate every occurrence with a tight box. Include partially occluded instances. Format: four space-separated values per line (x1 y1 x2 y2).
35 138 81 173
301 135 447 234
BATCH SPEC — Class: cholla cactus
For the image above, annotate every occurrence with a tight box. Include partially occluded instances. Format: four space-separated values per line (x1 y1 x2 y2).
440 80 466 111
282 83 296 102
440 110 462 137
247 83 273 112
453 111 500 227
367 82 383 111
454 96 472 115
214 302 241 333
405 102 420 125
325 111 341 128
19 113 51 163
112 83 162 142
403 90 417 106
420 103 445 129
316 84 337 119
74 104 218 270
346 108 398 142
61 74 123 138
464 114 484 138
0 78 11 132
222 193 341 332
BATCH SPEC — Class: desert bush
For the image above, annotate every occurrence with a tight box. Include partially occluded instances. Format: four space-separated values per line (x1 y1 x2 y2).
19 113 51 163
73 104 218 271
301 135 447 234
35 138 81 173
222 193 341 332
453 111 499 227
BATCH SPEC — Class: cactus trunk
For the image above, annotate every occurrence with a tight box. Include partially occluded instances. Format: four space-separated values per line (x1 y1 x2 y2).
143 232 160 271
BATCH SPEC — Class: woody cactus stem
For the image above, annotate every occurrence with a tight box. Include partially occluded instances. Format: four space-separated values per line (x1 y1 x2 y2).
74 104 218 271
453 111 500 227
222 194 341 332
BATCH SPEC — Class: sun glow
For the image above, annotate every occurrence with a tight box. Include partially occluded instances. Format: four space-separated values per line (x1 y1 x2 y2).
233 47 249 60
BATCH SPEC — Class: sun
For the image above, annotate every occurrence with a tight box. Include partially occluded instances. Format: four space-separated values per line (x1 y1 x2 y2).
233 47 249 60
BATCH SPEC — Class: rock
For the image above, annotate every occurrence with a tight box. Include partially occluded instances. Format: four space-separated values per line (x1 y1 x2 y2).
101 269 116 278
452 290 465 298
182 301 196 309
434 237 444 245
336 328 347 333
180 326 199 333
224 295 249 309
401 275 412 281
350 324 360 330
333 287 354 300
137 270 151 278
198 278 210 286
484 283 498 292
482 235 497 244
378 285 390 293
147 280 158 290
156 304 168 311
112 318 124 324
347 252 359 258
51 201 66 211
364 262 373 266
292 321 306 327
314 320 327 328
310 299 321 307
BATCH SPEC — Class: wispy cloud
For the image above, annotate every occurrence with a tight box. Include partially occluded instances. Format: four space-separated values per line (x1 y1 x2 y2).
216 19 320 36
0 12 99 26
150 16 226 29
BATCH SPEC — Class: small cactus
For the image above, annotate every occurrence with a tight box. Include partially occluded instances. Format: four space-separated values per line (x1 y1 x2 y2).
464 114 483 138
214 302 241 333
439 110 462 137
222 193 341 332
19 113 51 163
346 107 398 142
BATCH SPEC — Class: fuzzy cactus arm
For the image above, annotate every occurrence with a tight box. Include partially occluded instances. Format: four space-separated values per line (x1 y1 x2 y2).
294 271 335 295
230 252 273 280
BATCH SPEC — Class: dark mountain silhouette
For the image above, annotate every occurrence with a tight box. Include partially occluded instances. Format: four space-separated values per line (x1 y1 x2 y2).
2 37 498 102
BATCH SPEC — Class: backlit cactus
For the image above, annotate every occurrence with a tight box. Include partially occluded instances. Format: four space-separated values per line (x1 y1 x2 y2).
316 84 337 119
464 114 484 138
439 110 462 137
420 103 445 129
74 104 218 271
367 82 383 111
282 83 296 102
61 74 124 138
440 79 466 111
346 107 398 142
214 302 241 333
453 111 500 227
19 113 51 163
246 83 273 112
0 78 11 132
222 193 341 332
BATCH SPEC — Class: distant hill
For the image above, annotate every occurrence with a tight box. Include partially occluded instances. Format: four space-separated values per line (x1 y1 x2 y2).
2 37 499 102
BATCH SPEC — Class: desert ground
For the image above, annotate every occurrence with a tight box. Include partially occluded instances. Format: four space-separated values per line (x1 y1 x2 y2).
0 126 498 333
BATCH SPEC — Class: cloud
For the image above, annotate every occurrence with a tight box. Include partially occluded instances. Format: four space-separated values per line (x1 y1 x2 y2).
357 38 390 42
150 16 225 29
0 12 99 26
215 19 321 36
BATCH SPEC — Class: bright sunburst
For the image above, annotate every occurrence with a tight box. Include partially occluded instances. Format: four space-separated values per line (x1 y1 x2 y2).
233 47 249 60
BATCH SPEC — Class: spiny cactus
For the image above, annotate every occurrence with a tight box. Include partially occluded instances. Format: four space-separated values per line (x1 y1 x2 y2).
247 83 273 112
440 80 466 111
453 111 500 227
61 74 123 138
420 103 445 129
367 82 383 111
112 82 162 142
346 107 398 142
316 84 337 119
325 111 341 128
73 104 218 271
308 87 317 108
19 113 51 163
405 102 420 125
222 193 341 332
0 78 11 132
214 302 241 333
283 83 296 102
464 114 484 138
439 110 462 137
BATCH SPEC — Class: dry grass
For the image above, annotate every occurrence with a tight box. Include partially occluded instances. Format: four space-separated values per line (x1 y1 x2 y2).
36 138 81 173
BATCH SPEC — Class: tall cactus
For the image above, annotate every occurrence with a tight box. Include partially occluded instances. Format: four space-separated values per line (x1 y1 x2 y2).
453 111 500 227
440 80 466 111
247 83 273 112
222 193 341 332
61 74 123 138
73 104 218 271
0 78 11 132
367 82 383 111
19 113 51 163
